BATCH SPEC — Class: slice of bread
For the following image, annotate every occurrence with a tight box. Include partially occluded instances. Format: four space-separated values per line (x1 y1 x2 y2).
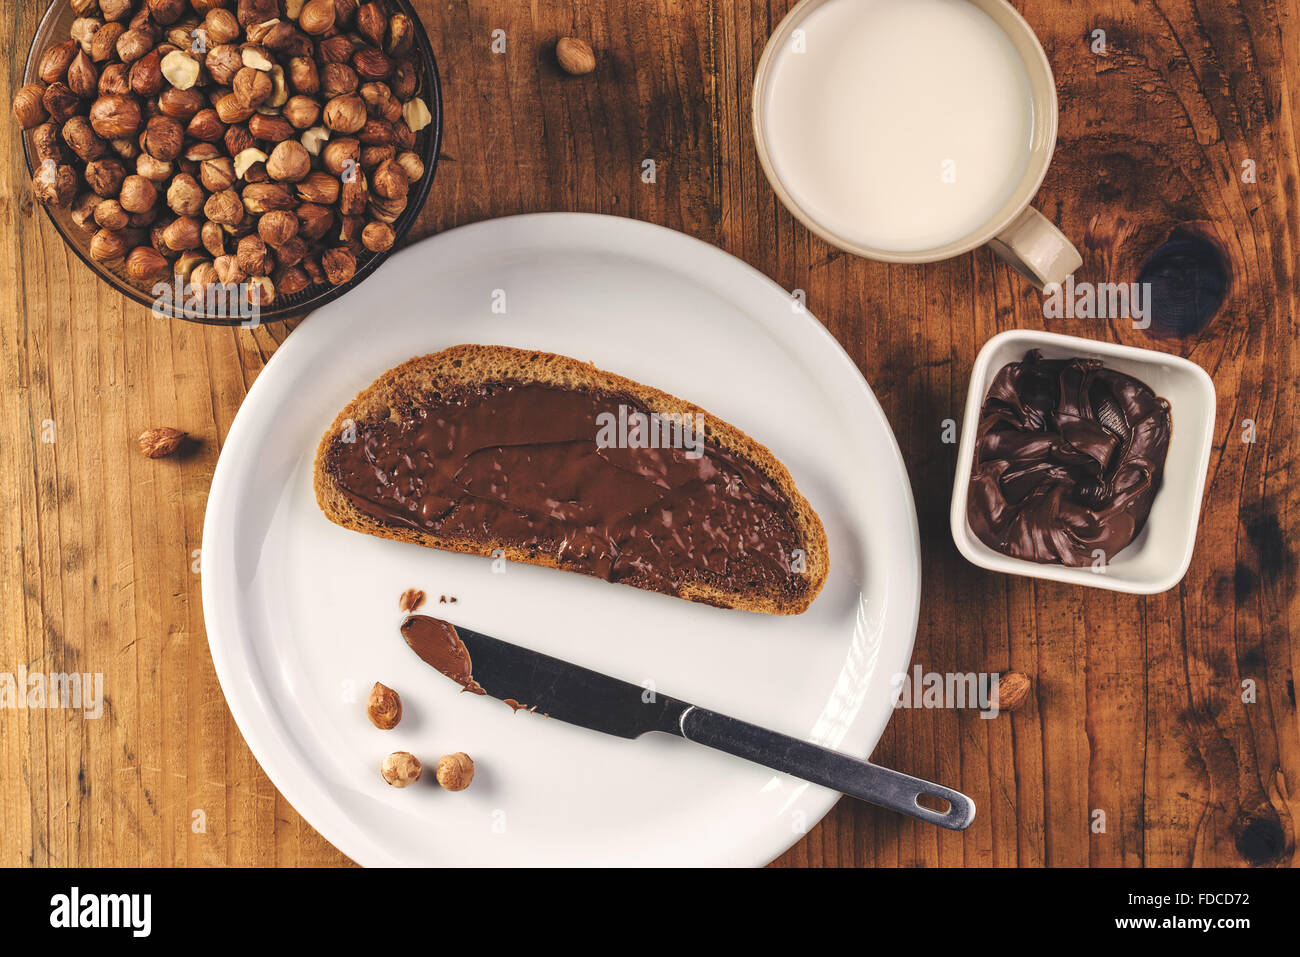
313 345 829 614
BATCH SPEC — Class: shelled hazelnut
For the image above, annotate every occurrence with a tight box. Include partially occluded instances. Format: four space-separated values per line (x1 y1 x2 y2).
14 0 432 310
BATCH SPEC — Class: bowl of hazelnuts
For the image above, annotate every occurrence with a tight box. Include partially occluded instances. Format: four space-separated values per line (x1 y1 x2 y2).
13 0 441 324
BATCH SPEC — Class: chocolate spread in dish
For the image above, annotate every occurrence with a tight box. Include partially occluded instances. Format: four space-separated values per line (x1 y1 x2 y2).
325 382 806 601
400 615 485 695
966 351 1172 566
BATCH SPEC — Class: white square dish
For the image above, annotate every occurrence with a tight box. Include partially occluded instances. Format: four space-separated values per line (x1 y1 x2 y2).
950 329 1217 594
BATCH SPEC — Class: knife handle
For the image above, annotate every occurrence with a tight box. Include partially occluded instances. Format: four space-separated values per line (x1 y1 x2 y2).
677 706 976 830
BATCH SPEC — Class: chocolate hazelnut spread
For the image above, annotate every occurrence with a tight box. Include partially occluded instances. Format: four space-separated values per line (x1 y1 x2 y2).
400 615 485 694
966 350 1172 566
325 382 806 601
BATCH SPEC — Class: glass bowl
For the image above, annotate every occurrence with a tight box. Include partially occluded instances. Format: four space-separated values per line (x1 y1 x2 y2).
20 0 442 325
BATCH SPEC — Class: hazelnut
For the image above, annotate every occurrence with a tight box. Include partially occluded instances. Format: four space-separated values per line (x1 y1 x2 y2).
339 172 367 215
246 18 281 44
353 48 391 81
201 219 226 257
324 94 366 134
233 147 269 179
147 0 187 25
322 136 359 175
90 22 127 63
366 192 405 224
273 263 310 295
248 112 295 142
246 274 274 307
109 135 139 160
128 51 164 96
100 0 132 22
320 62 358 98
187 108 226 141
556 36 597 76
137 426 187 458
31 122 63 162
89 94 142 138
295 202 333 240
361 220 395 252
288 56 319 94
115 29 154 65
38 40 79 84
125 245 169 280
213 253 245 286
119 174 157 213
204 8 241 44
233 66 272 108
224 123 257 157
386 13 414 58
142 115 184 161
356 3 385 46
94 198 129 230
162 216 202 251
135 153 174 182
71 17 102 55
301 124 330 155
282 95 320 129
991 672 1032 713
42 83 82 124
158 87 205 120
380 751 421 788
395 151 424 183
190 261 219 290
160 50 200 90
272 234 308 267
301 254 324 283
67 52 100 98
390 59 417 99
90 227 129 261
357 118 392 146
317 34 354 64
263 22 310 57
402 97 432 133
332 0 358 28
299 0 336 35
365 682 402 729
435 752 474 792
206 44 243 85
241 181 294 213
258 209 298 246
295 169 338 204
62 116 107 162
391 118 415 152
266 140 310 182
70 191 101 231
84 157 127 196
321 246 355 284
359 144 393 169
215 92 255 125
240 44 274 72
167 173 205 216
99 63 131 96
236 233 271 275
204 188 244 225
199 155 236 192
337 213 364 250
173 251 206 283
370 158 408 200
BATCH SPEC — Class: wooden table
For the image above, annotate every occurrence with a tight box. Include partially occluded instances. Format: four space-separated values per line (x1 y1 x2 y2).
2 0 1296 868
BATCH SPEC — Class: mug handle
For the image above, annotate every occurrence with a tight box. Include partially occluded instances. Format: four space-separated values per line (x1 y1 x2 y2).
986 206 1082 290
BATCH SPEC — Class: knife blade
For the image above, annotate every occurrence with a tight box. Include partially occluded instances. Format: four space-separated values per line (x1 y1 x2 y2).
400 615 975 830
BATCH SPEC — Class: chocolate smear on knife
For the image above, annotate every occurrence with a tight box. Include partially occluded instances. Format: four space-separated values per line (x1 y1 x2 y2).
400 615 485 695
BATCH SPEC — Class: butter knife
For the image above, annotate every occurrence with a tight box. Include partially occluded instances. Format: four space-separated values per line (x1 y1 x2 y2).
401 615 976 830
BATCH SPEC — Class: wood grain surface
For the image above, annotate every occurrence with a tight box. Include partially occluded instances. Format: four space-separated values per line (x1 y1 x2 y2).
2 0 1296 867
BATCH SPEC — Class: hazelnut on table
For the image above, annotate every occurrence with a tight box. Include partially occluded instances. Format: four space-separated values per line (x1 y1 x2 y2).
366 682 402 729
381 751 422 788
436 752 474 792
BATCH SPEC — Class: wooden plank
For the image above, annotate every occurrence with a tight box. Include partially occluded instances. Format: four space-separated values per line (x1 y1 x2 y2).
0 0 1295 868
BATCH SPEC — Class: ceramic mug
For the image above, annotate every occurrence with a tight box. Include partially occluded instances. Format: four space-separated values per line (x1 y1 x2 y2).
752 0 1082 289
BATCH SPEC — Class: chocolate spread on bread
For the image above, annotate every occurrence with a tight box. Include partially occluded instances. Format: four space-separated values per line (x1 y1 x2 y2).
966 351 1172 566
326 382 808 602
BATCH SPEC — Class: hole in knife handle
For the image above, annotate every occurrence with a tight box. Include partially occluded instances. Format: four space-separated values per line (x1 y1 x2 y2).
915 792 952 815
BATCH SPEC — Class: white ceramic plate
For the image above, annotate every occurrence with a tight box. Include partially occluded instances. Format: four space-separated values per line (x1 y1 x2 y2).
201 213 921 866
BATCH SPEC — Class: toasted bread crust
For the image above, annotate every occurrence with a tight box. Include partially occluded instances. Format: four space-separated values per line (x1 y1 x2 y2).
313 345 829 614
